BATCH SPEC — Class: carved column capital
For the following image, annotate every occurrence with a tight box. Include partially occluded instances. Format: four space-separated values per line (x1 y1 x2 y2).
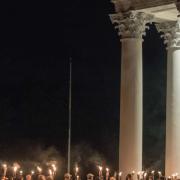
156 17 180 48
110 11 154 39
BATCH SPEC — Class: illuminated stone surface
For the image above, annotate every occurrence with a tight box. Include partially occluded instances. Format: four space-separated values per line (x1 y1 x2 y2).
110 11 153 175
110 0 180 176
112 0 178 21
156 17 180 176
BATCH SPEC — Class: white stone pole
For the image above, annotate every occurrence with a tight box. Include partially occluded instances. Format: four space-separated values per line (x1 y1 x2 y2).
110 11 153 176
156 16 180 176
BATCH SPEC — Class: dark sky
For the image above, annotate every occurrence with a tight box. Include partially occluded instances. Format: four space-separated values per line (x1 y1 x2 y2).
0 0 167 174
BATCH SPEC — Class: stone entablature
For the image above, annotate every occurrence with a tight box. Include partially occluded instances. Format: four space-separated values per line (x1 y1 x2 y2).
112 0 175 12
132 0 175 10
112 0 177 22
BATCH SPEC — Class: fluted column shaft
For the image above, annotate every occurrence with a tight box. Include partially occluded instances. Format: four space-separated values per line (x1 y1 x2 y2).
120 38 143 175
166 46 180 176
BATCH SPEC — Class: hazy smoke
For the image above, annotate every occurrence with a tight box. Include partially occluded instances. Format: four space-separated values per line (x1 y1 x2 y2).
71 142 106 173
0 140 107 176
18 145 64 172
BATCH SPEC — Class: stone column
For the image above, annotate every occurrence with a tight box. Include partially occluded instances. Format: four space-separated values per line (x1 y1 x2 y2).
156 16 180 176
110 11 153 176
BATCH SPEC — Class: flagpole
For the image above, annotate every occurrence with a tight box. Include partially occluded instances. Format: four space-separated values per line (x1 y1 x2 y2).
67 57 72 173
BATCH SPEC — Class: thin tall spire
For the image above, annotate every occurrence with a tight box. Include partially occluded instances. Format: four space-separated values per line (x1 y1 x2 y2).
67 57 72 173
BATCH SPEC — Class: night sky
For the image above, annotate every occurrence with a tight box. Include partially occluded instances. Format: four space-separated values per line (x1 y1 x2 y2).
0 0 167 175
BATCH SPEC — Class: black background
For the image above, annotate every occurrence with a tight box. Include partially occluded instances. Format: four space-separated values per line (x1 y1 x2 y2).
0 0 167 176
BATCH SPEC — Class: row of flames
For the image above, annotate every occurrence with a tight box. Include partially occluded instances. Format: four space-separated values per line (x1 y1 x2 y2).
96 167 179 180
0 164 179 180
0 163 57 180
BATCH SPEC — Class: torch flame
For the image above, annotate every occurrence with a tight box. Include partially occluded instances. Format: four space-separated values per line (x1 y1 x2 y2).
99 166 102 171
37 166 42 173
13 166 18 172
75 167 79 173
2 164 7 169
52 164 57 172
31 170 35 175
49 169 53 176
106 168 109 172
119 172 122 176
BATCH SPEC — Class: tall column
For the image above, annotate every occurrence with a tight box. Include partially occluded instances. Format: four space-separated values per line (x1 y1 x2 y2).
110 11 153 176
156 16 180 176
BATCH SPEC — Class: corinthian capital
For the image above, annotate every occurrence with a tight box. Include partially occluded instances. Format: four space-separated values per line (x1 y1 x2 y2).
110 11 154 39
156 17 180 48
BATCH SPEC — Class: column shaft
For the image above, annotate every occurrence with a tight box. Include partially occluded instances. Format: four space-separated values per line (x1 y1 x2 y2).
120 38 143 175
155 17 180 176
166 47 180 176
